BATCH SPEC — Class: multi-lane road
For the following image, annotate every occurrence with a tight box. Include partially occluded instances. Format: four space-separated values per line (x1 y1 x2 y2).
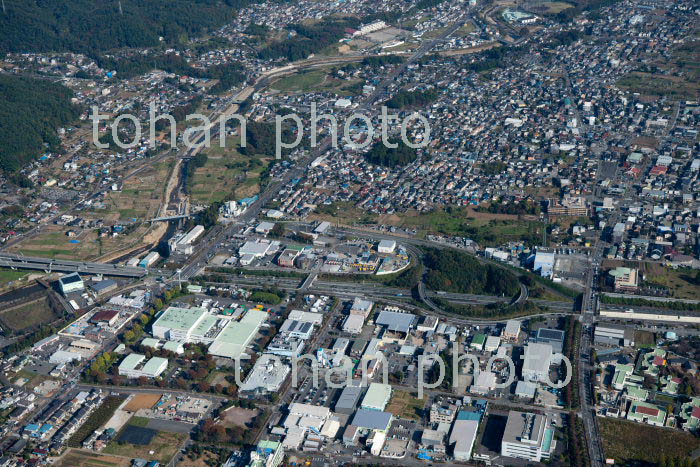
0 252 147 277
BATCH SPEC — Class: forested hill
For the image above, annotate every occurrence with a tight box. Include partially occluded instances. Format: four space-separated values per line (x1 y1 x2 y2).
0 0 247 55
0 75 80 173
423 248 520 297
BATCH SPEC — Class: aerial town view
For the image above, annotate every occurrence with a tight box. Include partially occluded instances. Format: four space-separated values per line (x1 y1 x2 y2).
0 0 699 465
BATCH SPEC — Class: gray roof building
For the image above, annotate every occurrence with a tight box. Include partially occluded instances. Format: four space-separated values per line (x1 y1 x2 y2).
375 310 416 334
335 385 365 414
351 409 393 432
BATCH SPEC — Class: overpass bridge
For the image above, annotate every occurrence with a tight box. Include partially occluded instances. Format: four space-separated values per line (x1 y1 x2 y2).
0 253 147 278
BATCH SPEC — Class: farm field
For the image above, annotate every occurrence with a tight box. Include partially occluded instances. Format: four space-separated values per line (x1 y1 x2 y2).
0 296 59 332
600 417 700 465
9 159 174 260
393 207 543 246
617 72 699 100
188 146 268 205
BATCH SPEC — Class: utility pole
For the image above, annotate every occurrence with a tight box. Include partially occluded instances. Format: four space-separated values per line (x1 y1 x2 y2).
118 0 123 15
2 0 6 15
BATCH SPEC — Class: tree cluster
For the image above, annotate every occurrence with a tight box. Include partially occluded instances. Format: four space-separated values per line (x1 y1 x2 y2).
423 247 519 297
363 139 418 168
0 75 79 173
0 0 250 55
562 316 581 409
477 199 541 216
385 88 438 109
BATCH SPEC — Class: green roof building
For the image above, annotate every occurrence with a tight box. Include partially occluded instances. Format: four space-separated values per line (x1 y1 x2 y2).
625 386 648 402
612 364 634 390
471 333 487 350
209 309 268 359
627 401 666 427
681 398 700 431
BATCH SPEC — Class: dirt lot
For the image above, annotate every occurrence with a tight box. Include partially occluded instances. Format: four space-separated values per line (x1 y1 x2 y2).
56 449 131 467
221 406 259 428
124 393 162 412
386 390 425 421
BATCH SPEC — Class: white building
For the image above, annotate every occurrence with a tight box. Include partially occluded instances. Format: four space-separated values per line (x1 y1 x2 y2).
377 240 396 254
58 273 84 295
533 251 555 278
169 225 204 254
502 320 521 341
49 350 83 365
239 240 272 258
470 371 497 395
343 314 365 334
151 306 214 342
255 221 276 235
139 251 160 268
287 310 323 325
118 354 168 378
314 221 331 234
485 335 501 353
350 297 373 317
239 354 290 394
353 20 387 36
501 411 555 462
450 412 481 461
522 343 553 383
361 383 392 411
280 319 315 340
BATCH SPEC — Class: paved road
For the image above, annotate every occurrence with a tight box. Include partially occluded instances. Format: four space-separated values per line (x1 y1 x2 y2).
0 252 147 277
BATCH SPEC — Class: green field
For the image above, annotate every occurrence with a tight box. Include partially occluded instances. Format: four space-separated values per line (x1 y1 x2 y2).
271 68 364 95
189 141 269 204
104 430 185 464
454 22 477 37
641 263 700 300
272 70 326 92
533 1 574 14
313 201 378 226
422 26 451 40
57 449 131 467
0 297 59 332
127 416 151 427
600 418 700 465
395 207 544 246
618 72 699 100
0 268 30 287
313 203 544 247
